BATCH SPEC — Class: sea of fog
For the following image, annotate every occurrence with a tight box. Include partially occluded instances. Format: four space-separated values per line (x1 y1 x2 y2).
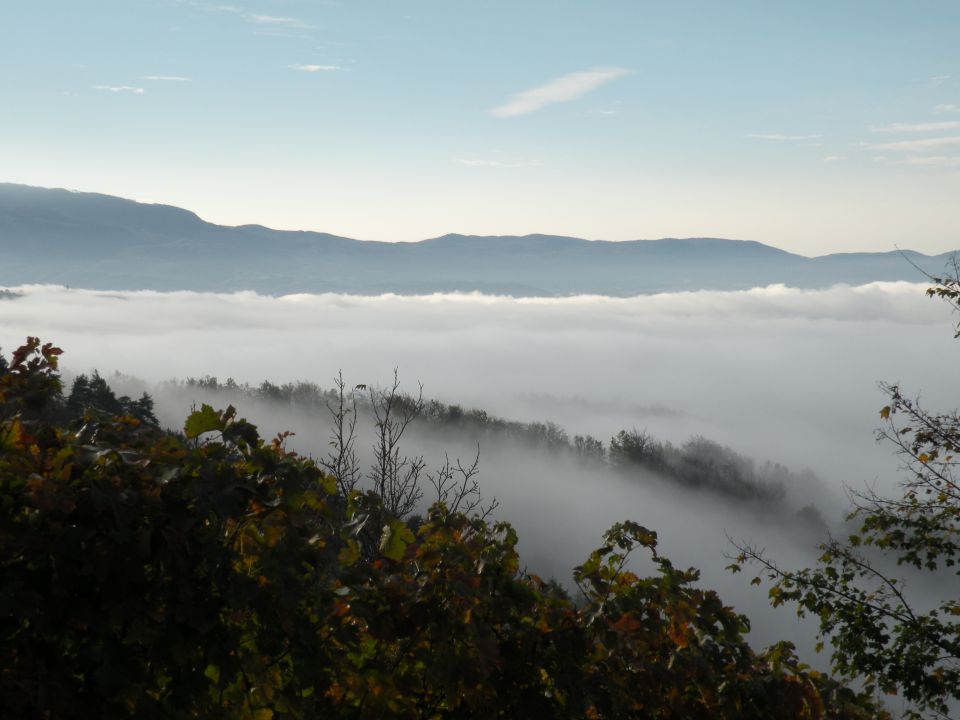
1 281 957 667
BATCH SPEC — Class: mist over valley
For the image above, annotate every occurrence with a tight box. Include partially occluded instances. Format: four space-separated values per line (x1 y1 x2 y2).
3 279 956 662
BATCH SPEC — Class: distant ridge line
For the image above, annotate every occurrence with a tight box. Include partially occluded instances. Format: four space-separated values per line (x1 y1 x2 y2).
0 182 955 296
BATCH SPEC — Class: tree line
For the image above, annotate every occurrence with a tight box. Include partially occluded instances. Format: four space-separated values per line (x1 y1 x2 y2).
173 373 810 508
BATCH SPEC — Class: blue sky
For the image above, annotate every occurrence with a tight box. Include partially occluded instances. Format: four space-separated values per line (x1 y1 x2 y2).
2 1 959 253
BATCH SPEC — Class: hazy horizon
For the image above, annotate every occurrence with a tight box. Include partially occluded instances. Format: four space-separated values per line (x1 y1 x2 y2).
7 181 960 258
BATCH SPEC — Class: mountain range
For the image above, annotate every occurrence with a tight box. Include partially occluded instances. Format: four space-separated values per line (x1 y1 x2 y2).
0 183 955 296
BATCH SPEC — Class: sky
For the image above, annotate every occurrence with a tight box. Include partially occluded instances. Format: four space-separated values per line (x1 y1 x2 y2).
2 1 960 254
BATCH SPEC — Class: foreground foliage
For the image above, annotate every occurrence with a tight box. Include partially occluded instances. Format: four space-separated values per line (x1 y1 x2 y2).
735 266 960 717
0 338 886 718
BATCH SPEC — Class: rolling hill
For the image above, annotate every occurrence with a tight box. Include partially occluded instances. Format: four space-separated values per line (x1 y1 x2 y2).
0 183 954 295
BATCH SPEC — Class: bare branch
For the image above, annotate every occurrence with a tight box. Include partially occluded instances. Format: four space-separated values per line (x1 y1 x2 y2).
319 371 362 495
367 370 426 518
427 444 493 517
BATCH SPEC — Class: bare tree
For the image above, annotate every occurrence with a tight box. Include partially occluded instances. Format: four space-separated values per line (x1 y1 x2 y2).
428 445 498 520
319 371 362 495
367 370 426 518
322 369 495 521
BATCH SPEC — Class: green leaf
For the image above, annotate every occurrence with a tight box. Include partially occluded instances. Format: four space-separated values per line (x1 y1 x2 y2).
319 474 337 495
184 403 224 438
380 518 415 561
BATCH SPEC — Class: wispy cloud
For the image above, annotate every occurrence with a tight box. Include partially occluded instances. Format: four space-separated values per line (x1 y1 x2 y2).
868 135 960 152
899 155 960 167
178 3 316 33
92 85 145 94
489 67 630 118
587 100 623 117
822 155 845 163
248 14 311 28
874 154 960 167
930 74 951 86
936 104 960 114
871 120 960 133
289 64 342 72
143 75 192 82
455 158 540 168
745 133 823 141
175 1 240 15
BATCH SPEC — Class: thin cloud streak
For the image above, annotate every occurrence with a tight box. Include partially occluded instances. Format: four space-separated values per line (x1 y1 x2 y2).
868 136 960 152
489 67 630 118
898 155 960 167
189 4 314 30
455 158 540 168
745 133 823 141
248 14 312 28
936 104 960 114
289 64 342 72
871 120 960 133
143 75 192 82
92 85 145 94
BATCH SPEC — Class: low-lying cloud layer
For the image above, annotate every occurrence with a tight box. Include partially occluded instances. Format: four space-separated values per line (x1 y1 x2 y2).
2 283 954 473
2 281 956 657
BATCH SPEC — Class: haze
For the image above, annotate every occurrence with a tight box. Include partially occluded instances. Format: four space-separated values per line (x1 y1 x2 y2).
2 280 957 659
4 281 953 485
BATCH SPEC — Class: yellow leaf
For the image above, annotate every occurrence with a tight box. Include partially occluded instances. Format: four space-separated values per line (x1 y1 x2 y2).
879 406 891 420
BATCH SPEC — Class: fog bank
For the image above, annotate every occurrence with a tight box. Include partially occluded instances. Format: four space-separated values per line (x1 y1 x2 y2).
3 280 957 664
2 281 954 489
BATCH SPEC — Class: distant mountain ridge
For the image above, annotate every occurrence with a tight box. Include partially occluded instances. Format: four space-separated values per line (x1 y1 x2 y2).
0 183 955 296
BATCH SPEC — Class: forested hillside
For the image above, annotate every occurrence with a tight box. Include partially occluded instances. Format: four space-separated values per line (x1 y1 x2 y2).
168 372 814 511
